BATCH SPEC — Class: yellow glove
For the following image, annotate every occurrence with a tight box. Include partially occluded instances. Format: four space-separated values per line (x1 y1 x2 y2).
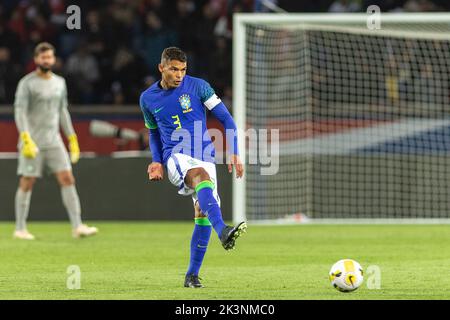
68 134 80 164
20 131 39 158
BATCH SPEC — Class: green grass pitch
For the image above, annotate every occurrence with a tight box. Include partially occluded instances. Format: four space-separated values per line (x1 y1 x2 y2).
0 222 449 300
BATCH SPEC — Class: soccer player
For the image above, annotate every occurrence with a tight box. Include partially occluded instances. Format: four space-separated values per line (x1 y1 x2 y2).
140 47 247 288
13 42 98 240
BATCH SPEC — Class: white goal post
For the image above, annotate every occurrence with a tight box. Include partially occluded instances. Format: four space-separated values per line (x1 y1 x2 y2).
233 13 450 224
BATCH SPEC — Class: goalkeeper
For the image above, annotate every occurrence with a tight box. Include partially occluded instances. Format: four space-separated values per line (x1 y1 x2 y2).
13 42 97 240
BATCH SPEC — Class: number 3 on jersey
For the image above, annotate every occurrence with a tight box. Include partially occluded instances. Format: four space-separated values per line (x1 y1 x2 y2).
172 115 182 130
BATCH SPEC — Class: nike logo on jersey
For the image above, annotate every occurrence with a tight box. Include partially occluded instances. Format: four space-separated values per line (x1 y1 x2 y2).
154 106 165 113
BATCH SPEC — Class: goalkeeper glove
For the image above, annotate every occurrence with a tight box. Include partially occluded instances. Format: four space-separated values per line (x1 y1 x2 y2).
68 134 80 164
20 131 39 159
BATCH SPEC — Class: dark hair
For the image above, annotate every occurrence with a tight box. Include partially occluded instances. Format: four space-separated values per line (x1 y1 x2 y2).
34 42 55 57
161 47 187 64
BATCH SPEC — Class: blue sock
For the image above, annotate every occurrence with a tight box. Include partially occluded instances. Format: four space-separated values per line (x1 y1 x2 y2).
187 218 212 276
195 180 227 237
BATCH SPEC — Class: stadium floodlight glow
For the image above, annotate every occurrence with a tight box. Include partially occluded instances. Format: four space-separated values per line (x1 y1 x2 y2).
233 13 450 224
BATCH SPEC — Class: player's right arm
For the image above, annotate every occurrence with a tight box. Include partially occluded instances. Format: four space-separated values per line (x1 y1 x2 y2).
14 78 39 158
140 94 164 181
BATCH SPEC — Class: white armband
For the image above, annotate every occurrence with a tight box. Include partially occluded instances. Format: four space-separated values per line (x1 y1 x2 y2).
204 94 222 110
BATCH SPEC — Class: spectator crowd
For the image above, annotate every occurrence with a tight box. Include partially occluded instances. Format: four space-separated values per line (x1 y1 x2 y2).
0 0 449 106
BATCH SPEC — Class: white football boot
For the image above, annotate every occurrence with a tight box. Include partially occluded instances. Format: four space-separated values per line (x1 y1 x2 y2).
13 230 36 240
72 224 98 238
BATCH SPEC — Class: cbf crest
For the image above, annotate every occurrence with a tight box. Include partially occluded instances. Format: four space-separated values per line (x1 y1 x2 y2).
179 94 193 113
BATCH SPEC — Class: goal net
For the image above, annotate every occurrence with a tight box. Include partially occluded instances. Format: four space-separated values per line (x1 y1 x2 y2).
233 13 450 223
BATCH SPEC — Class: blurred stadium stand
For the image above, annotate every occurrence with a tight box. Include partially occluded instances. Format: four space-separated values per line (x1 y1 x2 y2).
0 0 449 108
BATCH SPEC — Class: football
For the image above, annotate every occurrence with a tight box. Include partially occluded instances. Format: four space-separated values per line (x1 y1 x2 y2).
329 259 364 292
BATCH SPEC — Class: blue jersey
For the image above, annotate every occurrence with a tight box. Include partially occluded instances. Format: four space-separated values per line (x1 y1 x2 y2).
140 75 222 165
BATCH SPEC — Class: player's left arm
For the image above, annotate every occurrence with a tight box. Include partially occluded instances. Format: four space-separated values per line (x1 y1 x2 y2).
210 103 243 178
59 79 80 164
200 81 243 178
